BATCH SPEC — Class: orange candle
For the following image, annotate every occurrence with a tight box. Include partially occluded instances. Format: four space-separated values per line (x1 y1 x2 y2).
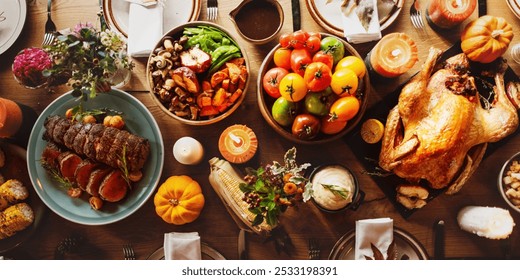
218 125 258 164
367 33 418 79
426 0 476 29
0 98 23 138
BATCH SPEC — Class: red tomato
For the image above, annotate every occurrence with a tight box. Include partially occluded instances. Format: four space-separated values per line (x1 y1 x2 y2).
290 48 312 77
262 67 289 98
307 32 321 40
291 30 309 49
303 62 332 92
305 36 321 54
312 51 334 70
279 33 293 48
273 48 292 70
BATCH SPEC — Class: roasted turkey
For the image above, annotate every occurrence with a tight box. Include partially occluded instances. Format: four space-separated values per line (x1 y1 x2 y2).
379 47 519 192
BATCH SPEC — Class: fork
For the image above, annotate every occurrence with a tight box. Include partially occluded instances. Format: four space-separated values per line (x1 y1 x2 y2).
308 238 320 260
207 0 218 21
42 0 57 46
123 244 136 260
409 0 425 29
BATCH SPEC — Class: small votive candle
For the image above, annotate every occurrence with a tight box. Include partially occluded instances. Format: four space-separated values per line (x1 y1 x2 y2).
426 0 476 29
173 137 204 165
366 33 418 79
218 124 258 164
0 98 23 138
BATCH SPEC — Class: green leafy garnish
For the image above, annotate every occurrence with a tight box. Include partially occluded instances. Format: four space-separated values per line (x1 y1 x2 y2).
322 184 349 199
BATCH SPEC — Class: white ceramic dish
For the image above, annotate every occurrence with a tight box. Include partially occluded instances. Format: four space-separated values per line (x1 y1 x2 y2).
0 0 27 55
27 89 164 225
305 0 403 38
147 243 226 260
506 0 520 20
103 0 201 37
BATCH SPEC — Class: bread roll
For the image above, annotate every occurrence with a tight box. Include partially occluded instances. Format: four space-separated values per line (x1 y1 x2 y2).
457 206 515 240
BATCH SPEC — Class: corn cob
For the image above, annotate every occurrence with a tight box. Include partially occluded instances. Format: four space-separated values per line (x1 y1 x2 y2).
0 146 5 168
208 157 272 235
0 179 29 211
0 202 34 239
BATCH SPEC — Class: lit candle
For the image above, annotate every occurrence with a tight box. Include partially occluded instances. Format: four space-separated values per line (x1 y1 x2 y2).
218 125 258 164
426 0 476 29
173 137 204 165
366 33 418 79
0 98 22 138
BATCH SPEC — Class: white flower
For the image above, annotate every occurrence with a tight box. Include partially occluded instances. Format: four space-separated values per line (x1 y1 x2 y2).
82 41 90 50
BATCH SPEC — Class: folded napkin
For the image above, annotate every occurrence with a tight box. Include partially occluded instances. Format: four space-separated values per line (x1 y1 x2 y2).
164 232 201 260
341 0 381 44
355 218 393 260
126 0 163 57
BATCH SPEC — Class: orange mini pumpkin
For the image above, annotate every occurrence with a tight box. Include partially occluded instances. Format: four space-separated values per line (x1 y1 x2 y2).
154 175 205 225
461 15 514 63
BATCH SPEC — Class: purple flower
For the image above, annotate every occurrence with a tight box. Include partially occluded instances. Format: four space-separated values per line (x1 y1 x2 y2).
12 47 52 87
73 22 94 37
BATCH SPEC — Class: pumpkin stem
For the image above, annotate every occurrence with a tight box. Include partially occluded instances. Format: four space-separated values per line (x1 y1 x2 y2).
491 29 504 39
168 198 180 206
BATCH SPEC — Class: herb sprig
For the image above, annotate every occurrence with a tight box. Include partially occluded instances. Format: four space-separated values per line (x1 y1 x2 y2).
322 184 349 199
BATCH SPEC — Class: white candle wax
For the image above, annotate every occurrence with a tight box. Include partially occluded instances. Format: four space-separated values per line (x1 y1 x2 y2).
173 137 204 165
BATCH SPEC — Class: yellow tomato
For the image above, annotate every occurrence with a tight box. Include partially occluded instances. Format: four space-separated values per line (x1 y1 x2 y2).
279 73 308 102
329 96 360 122
335 56 366 78
330 68 358 97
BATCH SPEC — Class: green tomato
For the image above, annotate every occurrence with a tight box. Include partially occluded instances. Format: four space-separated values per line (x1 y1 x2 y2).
320 37 345 65
272 97 299 127
304 87 336 117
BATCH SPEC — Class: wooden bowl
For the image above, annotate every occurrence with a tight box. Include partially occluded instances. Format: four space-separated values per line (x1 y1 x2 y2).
146 21 249 126
257 33 370 144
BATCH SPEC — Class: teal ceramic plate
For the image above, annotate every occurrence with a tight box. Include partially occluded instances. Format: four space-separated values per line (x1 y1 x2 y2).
27 89 164 225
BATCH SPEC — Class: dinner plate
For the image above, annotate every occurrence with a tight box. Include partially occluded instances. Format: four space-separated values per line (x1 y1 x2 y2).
0 0 27 55
26 89 164 225
147 243 226 260
0 142 45 253
506 0 520 20
329 227 429 260
103 0 202 37
305 0 403 38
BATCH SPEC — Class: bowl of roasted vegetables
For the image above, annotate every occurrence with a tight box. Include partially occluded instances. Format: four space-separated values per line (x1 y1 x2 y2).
257 30 370 144
147 22 249 125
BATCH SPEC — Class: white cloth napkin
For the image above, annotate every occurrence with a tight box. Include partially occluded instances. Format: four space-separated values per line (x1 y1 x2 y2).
164 232 201 260
341 0 381 44
126 0 163 57
355 218 393 260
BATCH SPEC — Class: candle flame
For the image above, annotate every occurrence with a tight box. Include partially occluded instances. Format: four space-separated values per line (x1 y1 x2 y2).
229 132 244 147
391 48 402 58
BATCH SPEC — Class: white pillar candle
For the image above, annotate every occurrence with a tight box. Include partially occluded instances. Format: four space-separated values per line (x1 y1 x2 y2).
173 137 204 165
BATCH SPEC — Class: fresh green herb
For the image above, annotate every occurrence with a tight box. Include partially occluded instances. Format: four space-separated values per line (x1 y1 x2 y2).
239 147 312 227
40 160 74 190
322 184 349 199
69 104 123 123
117 145 131 189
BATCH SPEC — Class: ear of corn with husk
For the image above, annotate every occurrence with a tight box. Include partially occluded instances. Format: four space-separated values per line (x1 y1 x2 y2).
0 202 34 239
208 157 272 235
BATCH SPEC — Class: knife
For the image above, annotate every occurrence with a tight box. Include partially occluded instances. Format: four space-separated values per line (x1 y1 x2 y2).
292 0 301 31
478 0 486 16
238 229 248 260
434 220 445 260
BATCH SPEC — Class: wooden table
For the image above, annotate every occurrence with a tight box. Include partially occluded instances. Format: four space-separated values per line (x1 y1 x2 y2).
1 0 520 260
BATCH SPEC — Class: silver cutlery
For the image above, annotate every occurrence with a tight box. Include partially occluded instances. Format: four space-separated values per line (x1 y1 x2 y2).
42 0 57 46
433 220 445 260
207 0 218 21
123 244 136 260
409 0 425 30
308 238 320 260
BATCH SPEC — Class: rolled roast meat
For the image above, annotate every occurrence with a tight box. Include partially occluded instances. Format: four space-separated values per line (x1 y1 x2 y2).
43 115 150 172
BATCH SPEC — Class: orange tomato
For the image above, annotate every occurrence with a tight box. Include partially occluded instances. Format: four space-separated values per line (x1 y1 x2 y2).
303 62 332 92
335 56 366 78
330 68 358 97
279 73 308 102
273 48 292 70
329 96 360 122
320 117 347 135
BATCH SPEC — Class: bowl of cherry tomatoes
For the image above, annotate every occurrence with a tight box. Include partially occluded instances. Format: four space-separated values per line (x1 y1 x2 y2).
257 30 370 144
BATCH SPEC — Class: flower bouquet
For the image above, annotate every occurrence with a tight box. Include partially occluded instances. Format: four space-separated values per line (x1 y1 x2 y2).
12 47 52 88
239 147 312 227
43 21 133 99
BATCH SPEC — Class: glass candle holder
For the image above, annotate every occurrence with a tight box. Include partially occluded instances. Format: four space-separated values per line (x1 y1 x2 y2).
12 47 52 89
365 33 418 79
426 0 477 29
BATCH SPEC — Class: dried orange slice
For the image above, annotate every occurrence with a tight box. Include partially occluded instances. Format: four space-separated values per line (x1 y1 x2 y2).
361 119 384 144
